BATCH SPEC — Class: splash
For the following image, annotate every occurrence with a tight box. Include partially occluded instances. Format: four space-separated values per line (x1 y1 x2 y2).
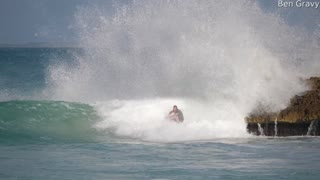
45 0 319 141
93 98 249 142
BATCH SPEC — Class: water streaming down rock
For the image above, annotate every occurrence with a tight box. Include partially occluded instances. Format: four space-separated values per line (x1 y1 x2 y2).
307 120 319 136
246 77 320 136
257 123 265 136
274 117 278 137
307 121 315 136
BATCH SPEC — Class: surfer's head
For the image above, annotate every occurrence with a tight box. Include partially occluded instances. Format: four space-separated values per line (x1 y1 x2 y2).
173 105 178 111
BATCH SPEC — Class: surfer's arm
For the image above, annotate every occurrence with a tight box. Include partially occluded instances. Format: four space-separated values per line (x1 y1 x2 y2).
176 110 184 122
167 111 174 116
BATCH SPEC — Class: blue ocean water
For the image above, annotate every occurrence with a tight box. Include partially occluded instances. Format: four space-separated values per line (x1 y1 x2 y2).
1 137 320 180
0 48 320 179
0 48 80 99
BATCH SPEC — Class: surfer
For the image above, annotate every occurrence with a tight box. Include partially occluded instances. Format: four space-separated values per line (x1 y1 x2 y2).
168 105 184 123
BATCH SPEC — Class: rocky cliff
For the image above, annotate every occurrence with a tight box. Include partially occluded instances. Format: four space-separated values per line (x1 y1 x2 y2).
246 77 320 136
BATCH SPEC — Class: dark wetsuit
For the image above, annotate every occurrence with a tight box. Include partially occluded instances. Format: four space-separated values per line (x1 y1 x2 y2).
169 109 184 122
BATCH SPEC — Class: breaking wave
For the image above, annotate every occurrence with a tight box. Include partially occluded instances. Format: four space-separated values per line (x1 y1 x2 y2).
0 100 99 143
43 0 320 141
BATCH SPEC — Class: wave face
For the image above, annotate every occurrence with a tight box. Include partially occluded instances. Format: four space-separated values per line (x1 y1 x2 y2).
43 0 320 141
0 100 99 143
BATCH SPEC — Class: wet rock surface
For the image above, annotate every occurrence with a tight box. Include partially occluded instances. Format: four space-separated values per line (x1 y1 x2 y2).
246 77 320 136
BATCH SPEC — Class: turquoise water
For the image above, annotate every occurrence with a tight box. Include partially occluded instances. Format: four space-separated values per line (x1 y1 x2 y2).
1 48 320 179
1 136 320 179
0 100 99 144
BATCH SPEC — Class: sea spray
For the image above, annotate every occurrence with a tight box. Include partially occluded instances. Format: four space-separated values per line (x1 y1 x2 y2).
45 0 319 141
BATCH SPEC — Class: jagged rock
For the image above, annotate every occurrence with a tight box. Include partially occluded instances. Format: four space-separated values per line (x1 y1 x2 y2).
246 77 320 136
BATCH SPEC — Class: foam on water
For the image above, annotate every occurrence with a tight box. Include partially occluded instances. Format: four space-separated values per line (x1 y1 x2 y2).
93 98 249 142
44 0 320 141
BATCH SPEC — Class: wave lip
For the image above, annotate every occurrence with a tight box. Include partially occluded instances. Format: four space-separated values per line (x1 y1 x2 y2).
0 100 100 143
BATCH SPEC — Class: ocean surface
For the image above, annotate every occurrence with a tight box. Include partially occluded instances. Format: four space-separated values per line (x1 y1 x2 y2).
1 48 320 179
